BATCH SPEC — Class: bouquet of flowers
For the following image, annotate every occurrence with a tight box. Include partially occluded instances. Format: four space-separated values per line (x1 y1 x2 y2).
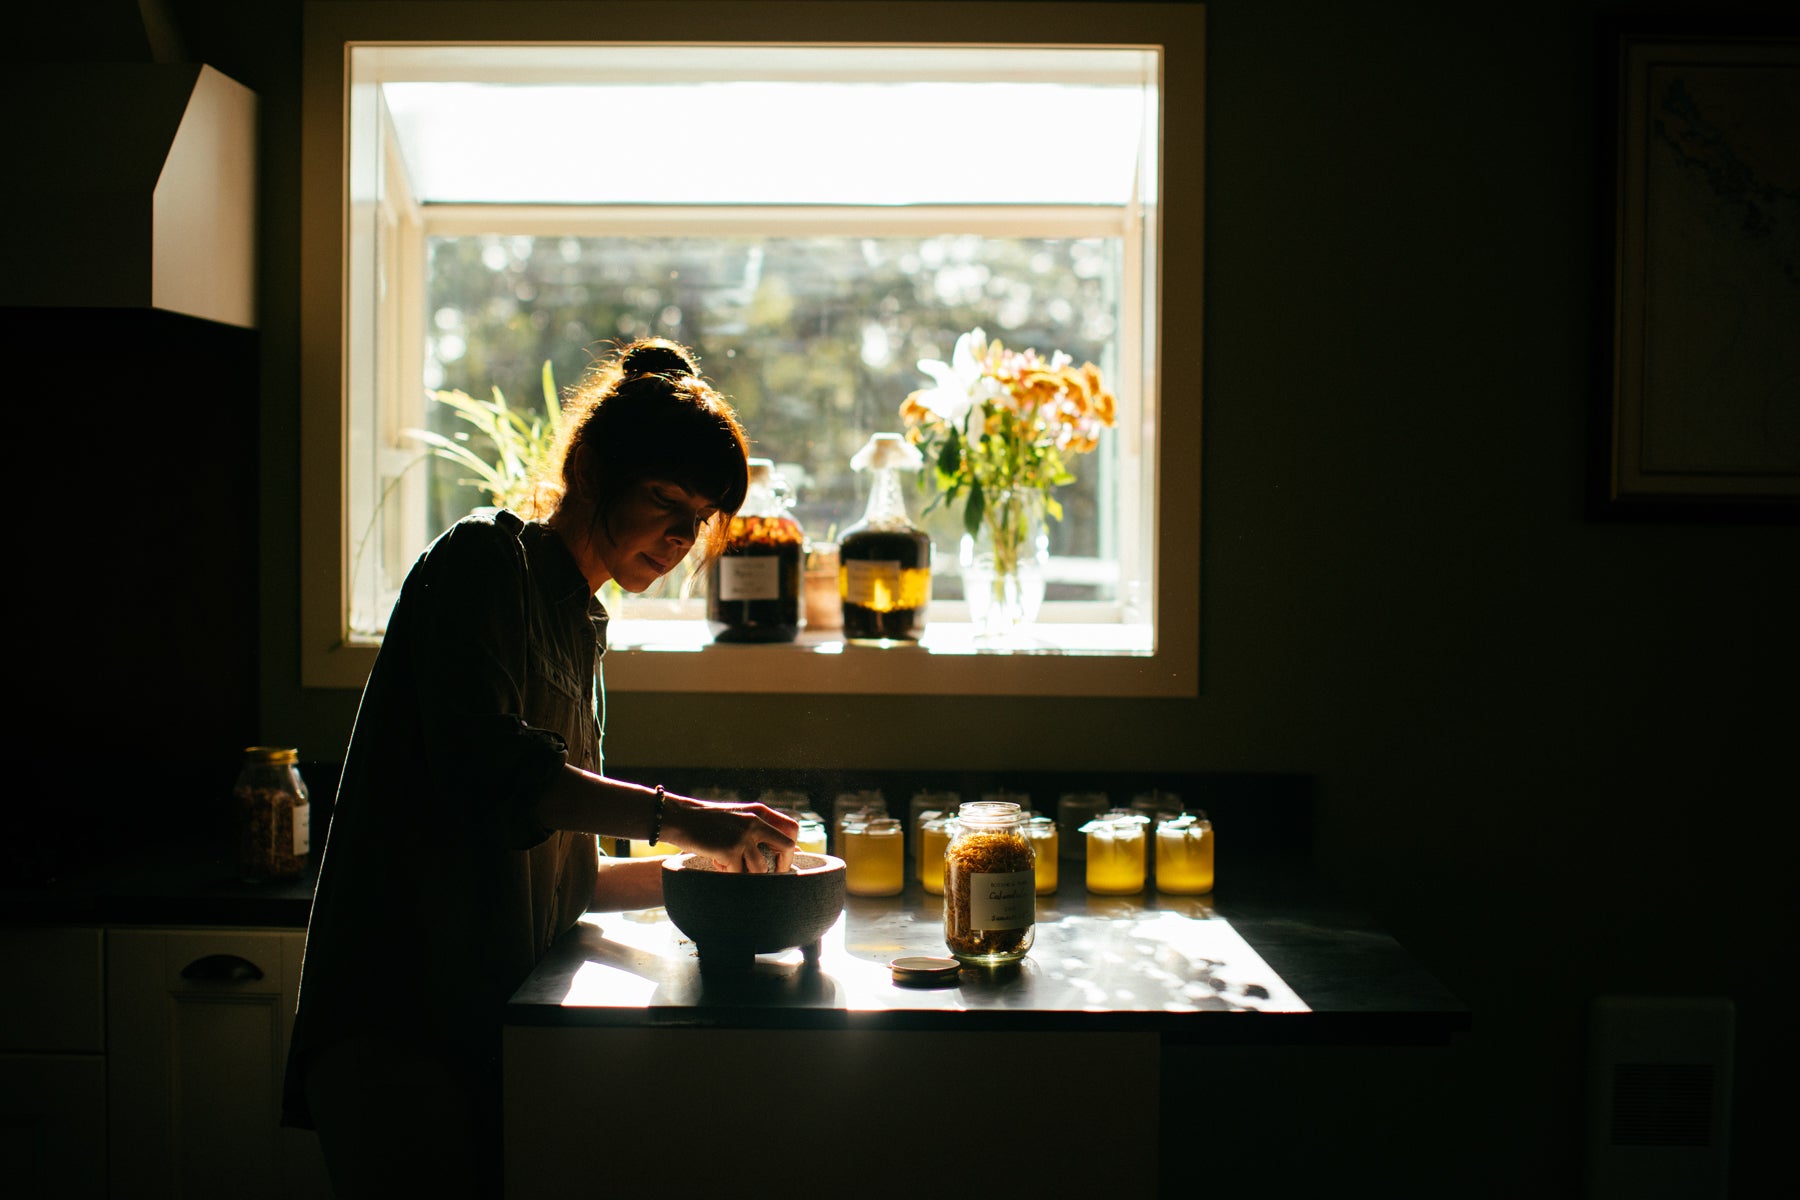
900 329 1116 615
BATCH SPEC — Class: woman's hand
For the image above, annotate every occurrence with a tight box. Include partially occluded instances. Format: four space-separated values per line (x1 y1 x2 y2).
660 794 799 873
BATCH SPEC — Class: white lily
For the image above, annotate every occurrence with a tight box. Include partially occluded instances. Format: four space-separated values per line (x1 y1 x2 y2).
912 328 996 434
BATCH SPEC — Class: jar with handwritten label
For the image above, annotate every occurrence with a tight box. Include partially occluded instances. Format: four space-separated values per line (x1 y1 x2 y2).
837 433 931 643
233 747 310 884
706 458 804 643
943 801 1035 965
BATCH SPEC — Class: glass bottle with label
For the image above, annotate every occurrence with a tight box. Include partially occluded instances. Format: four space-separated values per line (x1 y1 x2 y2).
837 433 931 644
943 801 1035 965
233 747 311 884
707 458 805 642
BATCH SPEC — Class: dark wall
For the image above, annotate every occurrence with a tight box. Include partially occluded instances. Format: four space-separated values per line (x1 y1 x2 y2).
8 2 1796 1196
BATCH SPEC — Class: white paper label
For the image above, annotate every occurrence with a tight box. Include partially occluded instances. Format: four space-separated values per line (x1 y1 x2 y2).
967 869 1035 929
292 799 310 856
843 559 901 606
718 556 780 601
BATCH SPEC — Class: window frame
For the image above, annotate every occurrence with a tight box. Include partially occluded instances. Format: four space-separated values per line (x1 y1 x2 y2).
300 1 1204 698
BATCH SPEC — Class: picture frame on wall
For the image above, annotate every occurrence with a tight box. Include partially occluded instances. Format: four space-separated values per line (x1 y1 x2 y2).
1601 31 1800 517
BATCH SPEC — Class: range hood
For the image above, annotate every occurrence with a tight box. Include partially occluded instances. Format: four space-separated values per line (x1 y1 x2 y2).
0 63 257 329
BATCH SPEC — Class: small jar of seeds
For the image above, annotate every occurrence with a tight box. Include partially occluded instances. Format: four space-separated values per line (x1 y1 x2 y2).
943 801 1035 965
233 747 311 884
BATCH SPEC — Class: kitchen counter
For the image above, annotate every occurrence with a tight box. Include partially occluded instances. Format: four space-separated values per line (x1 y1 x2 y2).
508 859 1466 1044
502 860 1467 1196
0 840 318 928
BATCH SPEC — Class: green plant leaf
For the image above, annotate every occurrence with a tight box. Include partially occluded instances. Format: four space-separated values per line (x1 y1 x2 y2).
964 480 985 537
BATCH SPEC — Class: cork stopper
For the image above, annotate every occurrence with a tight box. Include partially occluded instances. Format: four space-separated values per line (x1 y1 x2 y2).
851 432 923 472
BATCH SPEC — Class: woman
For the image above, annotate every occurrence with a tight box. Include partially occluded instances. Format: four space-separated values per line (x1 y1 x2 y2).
281 338 797 1196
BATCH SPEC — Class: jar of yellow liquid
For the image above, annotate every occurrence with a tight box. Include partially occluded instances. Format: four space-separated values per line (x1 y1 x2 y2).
1081 812 1149 895
1155 812 1214 894
832 791 886 855
1025 816 1059 894
628 836 683 857
843 815 905 896
913 809 943 881
1131 791 1182 885
795 813 829 855
919 814 952 895
909 791 958 862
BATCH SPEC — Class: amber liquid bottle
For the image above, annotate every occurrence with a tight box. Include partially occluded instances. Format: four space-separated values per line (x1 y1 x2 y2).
707 459 805 643
838 433 931 644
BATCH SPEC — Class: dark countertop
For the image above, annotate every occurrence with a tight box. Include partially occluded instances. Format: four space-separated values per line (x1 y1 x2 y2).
4 842 1468 1046
509 858 1469 1046
0 841 318 928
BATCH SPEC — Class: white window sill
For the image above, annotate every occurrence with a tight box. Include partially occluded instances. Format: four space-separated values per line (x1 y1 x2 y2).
600 620 1185 697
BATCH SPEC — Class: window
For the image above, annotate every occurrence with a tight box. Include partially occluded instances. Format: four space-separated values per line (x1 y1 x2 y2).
301 3 1204 697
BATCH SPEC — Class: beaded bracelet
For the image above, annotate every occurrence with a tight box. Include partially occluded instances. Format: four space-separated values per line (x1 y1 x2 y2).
647 784 665 846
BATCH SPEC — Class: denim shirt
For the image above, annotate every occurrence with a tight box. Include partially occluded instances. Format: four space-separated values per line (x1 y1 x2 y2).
282 511 607 1127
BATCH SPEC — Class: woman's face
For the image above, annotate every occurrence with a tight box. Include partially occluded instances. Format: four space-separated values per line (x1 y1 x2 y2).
591 478 720 592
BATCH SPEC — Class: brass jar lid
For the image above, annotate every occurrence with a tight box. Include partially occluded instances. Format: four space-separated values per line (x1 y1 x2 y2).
889 955 961 986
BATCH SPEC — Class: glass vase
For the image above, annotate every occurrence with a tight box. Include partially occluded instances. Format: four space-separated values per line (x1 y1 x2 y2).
959 488 1049 641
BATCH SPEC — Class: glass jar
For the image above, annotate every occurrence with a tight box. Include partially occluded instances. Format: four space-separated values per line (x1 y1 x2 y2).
1056 792 1110 861
918 814 952 894
943 801 1035 965
1131 790 1182 885
706 458 805 643
802 540 842 633
794 812 829 855
1025 816 1059 895
233 747 310 884
1081 811 1149 895
838 433 931 643
908 790 959 862
842 815 905 896
1155 812 1215 895
831 790 886 854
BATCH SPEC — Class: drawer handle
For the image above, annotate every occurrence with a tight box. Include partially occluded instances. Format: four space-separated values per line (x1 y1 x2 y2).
180 953 265 982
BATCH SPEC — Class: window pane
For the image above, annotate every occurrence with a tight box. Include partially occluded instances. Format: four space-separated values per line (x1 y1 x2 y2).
423 233 1123 602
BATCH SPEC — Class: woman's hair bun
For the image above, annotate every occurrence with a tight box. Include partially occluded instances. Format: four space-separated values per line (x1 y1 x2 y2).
618 338 699 380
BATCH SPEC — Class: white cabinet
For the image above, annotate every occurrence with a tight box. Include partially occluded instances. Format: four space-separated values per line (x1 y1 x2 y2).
0 926 107 1199
106 928 331 1200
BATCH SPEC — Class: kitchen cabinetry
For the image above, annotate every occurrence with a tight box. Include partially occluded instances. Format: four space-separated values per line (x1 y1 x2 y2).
106 927 331 1199
0 926 107 1199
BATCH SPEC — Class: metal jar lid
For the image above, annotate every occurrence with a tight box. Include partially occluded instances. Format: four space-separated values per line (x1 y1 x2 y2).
889 955 961 986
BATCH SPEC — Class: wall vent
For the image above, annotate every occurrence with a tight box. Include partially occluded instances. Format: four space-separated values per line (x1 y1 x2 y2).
1584 996 1733 1200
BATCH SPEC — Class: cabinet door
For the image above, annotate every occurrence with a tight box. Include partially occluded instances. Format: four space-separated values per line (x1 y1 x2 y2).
0 926 107 1198
0 1053 107 1199
106 928 330 1200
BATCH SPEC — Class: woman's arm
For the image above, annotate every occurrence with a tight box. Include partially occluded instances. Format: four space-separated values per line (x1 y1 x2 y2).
589 855 667 911
534 764 799 873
